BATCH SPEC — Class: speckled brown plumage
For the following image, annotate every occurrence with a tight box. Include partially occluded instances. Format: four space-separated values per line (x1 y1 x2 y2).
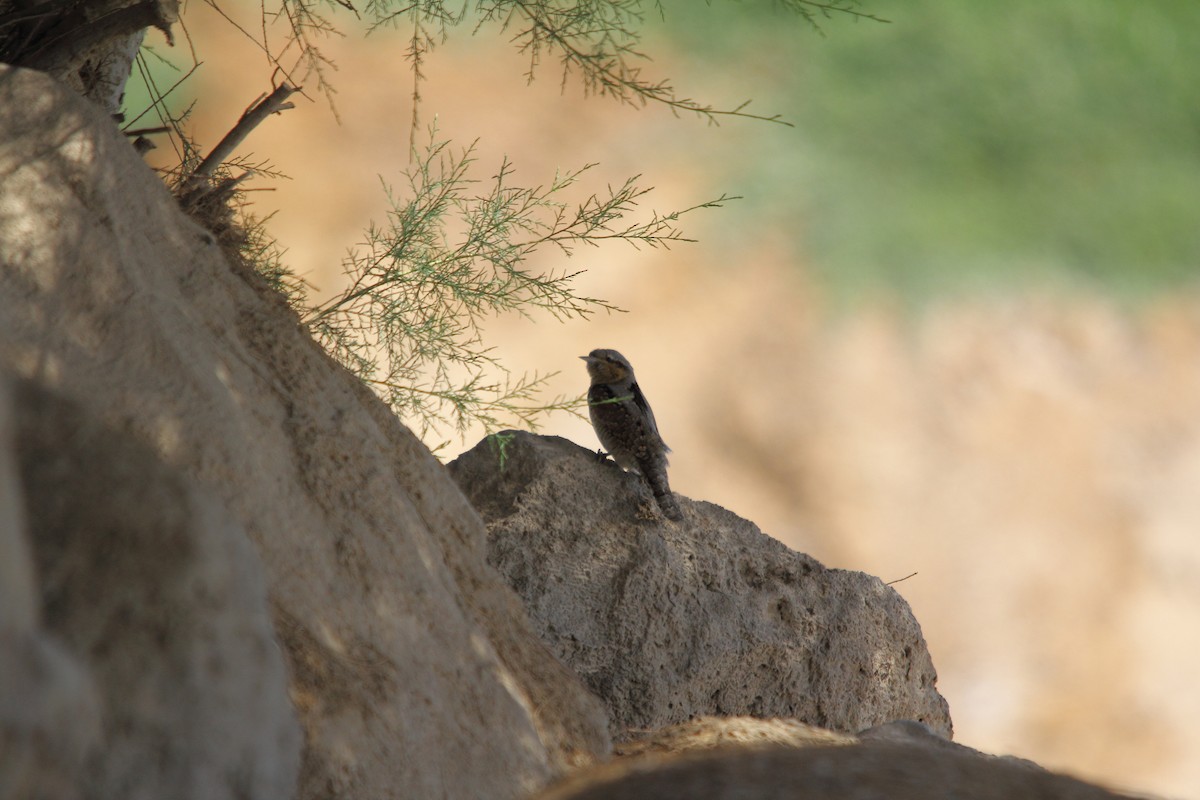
581 348 682 521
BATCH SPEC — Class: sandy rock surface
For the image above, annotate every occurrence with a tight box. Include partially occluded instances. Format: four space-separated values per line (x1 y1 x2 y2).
8 376 300 799
0 65 608 799
449 430 951 739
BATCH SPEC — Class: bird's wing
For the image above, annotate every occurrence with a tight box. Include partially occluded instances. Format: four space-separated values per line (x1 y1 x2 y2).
630 380 669 451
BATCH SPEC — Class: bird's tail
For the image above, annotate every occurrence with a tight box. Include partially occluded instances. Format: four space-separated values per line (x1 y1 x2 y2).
641 456 683 521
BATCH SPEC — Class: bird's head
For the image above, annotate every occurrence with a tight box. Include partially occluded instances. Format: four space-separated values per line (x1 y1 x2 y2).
581 348 633 384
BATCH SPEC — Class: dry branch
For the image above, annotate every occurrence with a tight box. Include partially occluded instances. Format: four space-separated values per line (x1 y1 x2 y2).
189 82 300 181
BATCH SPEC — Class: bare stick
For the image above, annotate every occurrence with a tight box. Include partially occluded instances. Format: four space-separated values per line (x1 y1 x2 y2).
190 82 300 181
123 125 172 137
885 572 918 586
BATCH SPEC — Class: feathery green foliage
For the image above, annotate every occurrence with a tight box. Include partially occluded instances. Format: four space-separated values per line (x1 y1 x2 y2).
302 130 731 438
122 0 865 441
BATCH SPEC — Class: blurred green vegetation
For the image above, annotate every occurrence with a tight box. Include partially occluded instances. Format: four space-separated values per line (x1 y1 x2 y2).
649 0 1200 301
122 2 1200 301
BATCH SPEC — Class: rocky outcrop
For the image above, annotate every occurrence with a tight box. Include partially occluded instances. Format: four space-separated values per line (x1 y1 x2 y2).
448 431 952 739
0 65 608 799
542 720 1133 800
0 52 1159 800
535 735 1138 800
0 381 100 800
6 376 301 800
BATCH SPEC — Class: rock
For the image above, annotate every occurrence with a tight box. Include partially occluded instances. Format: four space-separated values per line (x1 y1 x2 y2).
0 65 608 799
550 715 1133 799
533 740 1138 800
618 716 1044 775
856 718 960 749
0 630 98 800
10 375 301 800
614 716 855 758
0 380 100 800
857 718 1046 772
448 431 952 739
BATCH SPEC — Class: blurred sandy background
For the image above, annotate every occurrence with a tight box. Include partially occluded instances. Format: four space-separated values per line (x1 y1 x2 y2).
136 3 1199 797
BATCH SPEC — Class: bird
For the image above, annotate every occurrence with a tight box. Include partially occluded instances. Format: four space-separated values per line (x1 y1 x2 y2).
580 348 682 521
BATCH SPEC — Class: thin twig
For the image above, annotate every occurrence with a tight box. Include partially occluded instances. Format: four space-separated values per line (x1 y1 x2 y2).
123 125 172 137
189 81 300 181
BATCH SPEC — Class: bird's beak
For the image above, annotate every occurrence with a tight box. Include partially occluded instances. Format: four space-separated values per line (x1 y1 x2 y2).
579 355 593 362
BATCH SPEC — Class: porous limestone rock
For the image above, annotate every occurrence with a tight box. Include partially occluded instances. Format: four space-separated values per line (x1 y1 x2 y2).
449 430 952 740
